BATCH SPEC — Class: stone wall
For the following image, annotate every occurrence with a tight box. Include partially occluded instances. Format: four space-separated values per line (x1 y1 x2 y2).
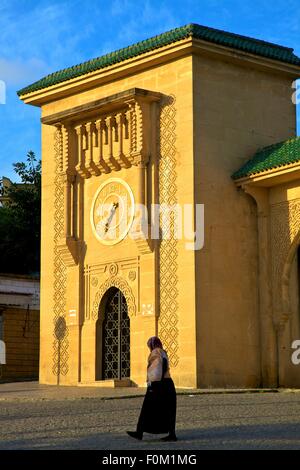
0 307 39 380
193 53 296 387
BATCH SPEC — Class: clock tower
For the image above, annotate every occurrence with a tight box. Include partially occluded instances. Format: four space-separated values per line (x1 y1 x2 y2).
38 87 170 387
18 23 300 389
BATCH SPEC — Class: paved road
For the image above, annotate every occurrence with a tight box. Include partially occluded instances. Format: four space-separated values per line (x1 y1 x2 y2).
1 392 300 449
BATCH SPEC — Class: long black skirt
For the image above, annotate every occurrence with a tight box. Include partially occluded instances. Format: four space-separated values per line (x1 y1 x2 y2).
137 378 176 434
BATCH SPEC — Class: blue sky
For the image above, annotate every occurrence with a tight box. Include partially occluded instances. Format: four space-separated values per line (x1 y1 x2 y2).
0 0 299 181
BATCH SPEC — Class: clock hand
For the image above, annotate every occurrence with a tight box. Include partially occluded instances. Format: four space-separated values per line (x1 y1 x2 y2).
104 202 119 233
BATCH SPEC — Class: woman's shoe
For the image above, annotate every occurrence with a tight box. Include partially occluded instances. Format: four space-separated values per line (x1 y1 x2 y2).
127 431 143 440
161 434 178 442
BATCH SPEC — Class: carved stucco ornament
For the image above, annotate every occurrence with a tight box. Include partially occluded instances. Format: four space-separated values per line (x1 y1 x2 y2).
91 276 136 320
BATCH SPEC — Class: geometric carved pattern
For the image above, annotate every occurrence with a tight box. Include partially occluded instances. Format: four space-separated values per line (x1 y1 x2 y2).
92 275 136 320
52 127 69 378
102 288 130 380
158 95 179 367
271 198 300 327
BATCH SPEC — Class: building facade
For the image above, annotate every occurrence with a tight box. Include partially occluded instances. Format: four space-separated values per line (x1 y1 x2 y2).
18 24 300 388
0 275 40 381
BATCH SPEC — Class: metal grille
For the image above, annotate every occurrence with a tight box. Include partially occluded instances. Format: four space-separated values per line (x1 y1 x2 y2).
103 289 130 380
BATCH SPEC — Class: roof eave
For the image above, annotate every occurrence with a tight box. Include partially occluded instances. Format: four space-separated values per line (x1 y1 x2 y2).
192 38 300 78
18 36 300 107
18 37 193 107
233 161 300 187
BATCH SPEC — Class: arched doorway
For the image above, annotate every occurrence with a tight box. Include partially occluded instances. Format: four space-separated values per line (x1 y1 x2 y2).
278 243 300 387
96 287 130 381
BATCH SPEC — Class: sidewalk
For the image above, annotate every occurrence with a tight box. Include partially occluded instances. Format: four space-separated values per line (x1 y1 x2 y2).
0 381 289 402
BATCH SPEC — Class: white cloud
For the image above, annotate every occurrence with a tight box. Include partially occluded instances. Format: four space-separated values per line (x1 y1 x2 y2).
110 0 131 16
108 0 178 46
0 1 85 68
0 58 49 87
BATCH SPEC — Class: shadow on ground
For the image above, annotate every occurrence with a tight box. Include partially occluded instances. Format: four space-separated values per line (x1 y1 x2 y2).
2 422 300 450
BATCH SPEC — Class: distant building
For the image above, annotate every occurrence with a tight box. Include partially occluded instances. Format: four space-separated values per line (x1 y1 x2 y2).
0 177 12 207
0 177 26 207
0 274 40 381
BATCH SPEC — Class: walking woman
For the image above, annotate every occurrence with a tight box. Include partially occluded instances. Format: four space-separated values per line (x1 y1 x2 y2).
127 336 177 441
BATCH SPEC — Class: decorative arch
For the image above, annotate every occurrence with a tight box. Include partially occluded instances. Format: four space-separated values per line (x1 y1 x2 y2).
281 228 300 324
91 276 136 320
271 198 300 328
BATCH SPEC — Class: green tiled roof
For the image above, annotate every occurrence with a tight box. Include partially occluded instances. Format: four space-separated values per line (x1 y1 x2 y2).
17 23 300 97
232 137 300 180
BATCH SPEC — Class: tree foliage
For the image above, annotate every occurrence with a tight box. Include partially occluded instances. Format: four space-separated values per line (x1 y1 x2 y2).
0 151 41 275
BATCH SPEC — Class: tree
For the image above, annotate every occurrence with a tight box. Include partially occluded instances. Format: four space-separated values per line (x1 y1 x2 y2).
0 151 41 275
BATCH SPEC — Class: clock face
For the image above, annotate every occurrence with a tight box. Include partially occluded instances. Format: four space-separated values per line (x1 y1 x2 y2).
91 178 135 245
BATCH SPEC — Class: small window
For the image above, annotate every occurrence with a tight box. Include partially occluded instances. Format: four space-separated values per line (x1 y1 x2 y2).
0 314 3 341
